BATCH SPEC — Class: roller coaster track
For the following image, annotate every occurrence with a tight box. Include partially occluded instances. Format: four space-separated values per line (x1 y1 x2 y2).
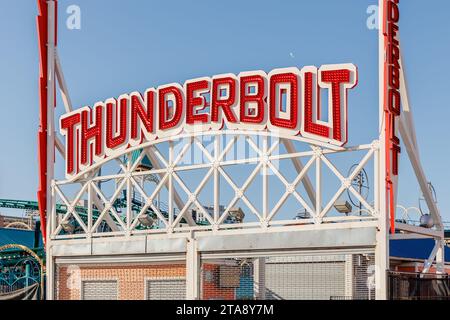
0 197 192 230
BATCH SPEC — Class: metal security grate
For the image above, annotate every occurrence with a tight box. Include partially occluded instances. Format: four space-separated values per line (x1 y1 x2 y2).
389 272 450 300
352 254 376 300
82 280 118 300
146 279 186 300
201 252 376 300
265 255 346 300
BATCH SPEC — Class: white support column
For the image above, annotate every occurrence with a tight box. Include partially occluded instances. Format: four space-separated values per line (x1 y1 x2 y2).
315 153 321 223
375 0 389 300
46 180 55 300
375 137 389 300
435 240 445 274
262 136 268 224
50 183 57 238
213 136 220 226
46 0 56 301
375 165 389 299
168 142 174 230
87 182 93 237
186 235 200 300
126 153 132 235
45 244 54 299
253 258 266 300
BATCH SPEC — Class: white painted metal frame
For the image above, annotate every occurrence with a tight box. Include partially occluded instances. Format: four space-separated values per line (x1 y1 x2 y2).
43 0 446 300
49 133 380 239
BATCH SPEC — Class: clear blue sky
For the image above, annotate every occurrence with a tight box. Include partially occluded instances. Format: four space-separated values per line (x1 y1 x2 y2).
0 0 449 221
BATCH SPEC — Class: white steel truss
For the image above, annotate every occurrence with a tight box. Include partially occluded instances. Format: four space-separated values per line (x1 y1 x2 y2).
49 133 380 240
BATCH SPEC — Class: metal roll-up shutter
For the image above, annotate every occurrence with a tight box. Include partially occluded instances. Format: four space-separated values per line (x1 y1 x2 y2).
265 255 346 300
146 279 186 300
353 254 376 300
82 280 118 300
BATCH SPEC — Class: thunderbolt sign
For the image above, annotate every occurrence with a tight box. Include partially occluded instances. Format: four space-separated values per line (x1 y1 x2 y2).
60 64 358 179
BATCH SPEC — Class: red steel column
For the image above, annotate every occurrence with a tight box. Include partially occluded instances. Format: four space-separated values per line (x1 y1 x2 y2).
36 0 57 246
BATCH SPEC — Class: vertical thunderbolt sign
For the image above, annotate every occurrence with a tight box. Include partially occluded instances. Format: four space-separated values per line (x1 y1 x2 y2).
383 0 401 232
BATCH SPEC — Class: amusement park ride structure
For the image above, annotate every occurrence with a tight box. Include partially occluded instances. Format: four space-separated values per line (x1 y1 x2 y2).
34 0 447 300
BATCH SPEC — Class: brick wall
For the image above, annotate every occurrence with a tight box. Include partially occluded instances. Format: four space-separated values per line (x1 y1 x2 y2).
201 263 236 300
56 263 186 300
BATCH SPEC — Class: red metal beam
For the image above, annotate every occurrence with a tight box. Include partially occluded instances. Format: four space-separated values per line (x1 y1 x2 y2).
36 0 48 245
36 0 57 246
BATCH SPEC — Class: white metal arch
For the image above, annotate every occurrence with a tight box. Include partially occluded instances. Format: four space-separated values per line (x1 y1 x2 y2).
62 130 346 184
